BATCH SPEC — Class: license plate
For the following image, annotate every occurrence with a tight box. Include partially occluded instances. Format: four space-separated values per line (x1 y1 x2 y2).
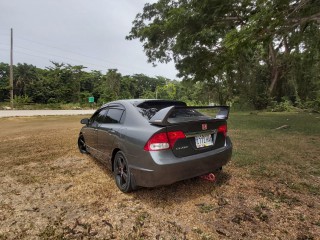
195 134 213 148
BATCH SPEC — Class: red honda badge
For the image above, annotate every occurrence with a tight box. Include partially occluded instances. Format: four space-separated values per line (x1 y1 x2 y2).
202 123 207 130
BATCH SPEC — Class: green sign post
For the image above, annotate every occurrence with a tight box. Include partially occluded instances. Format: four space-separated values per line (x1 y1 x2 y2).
88 96 94 103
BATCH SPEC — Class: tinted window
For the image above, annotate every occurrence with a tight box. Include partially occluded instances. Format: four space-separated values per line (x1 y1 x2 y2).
96 109 109 123
167 109 211 123
137 100 186 109
136 101 187 120
103 108 124 123
169 109 204 118
90 109 108 126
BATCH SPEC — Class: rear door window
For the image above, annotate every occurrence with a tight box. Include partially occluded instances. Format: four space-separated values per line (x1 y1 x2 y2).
90 108 108 127
96 109 109 123
102 108 124 124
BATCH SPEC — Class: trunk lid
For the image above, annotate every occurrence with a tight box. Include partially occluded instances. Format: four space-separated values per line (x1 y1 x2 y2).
165 119 227 157
149 105 229 157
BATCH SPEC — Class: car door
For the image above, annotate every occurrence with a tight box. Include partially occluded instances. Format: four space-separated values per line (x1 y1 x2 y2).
83 109 107 154
96 107 125 164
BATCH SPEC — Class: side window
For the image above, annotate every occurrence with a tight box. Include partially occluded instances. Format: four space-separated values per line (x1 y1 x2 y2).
90 107 124 125
89 111 100 126
96 109 109 123
90 108 108 126
104 108 124 124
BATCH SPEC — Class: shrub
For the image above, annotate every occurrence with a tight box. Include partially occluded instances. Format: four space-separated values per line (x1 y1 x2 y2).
270 99 297 112
302 100 320 112
13 95 32 105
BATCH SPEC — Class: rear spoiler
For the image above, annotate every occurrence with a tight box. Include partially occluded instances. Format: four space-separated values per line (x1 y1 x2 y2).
149 106 230 126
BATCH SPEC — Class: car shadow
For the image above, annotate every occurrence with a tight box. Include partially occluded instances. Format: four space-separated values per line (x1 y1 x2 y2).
131 170 232 207
87 154 232 205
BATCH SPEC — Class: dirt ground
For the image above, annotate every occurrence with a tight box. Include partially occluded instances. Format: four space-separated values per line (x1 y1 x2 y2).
0 115 319 239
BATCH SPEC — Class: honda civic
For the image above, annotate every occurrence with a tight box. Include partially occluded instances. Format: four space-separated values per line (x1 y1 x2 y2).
78 99 232 192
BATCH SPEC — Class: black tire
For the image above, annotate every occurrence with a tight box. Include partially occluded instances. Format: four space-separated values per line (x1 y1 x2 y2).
113 151 134 193
216 167 223 172
78 135 87 154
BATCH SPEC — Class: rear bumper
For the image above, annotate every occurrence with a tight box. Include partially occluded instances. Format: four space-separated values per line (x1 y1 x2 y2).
130 137 232 188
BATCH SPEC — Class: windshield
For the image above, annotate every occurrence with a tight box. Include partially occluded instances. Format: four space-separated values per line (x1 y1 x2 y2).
135 100 187 120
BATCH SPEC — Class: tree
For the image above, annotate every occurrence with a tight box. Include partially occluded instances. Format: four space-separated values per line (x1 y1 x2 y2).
1 61 186 105
70 65 87 103
96 69 122 103
119 75 138 99
0 63 9 102
14 63 38 97
127 0 320 108
156 82 177 99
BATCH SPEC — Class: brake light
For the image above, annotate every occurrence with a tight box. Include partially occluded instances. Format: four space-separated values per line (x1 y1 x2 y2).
218 124 227 137
144 131 186 151
167 131 186 148
144 132 169 151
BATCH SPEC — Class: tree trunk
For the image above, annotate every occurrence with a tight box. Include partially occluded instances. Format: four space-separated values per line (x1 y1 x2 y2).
268 43 280 94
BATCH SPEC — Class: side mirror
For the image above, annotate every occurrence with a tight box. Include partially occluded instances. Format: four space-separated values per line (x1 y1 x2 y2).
80 118 89 125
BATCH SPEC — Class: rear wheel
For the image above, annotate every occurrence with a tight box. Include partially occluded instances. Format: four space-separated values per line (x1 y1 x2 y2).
216 167 223 172
78 135 87 154
113 151 134 193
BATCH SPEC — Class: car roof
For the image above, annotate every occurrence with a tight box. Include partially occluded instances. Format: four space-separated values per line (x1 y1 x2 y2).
97 99 188 127
101 99 186 108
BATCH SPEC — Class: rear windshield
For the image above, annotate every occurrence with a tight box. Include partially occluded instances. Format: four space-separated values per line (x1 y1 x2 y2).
167 108 212 123
136 100 187 120
135 101 216 122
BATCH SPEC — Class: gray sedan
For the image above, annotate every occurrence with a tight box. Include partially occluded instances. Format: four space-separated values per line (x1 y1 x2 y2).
78 99 232 192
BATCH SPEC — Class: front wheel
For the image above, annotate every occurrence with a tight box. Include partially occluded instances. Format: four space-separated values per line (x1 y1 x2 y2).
78 135 87 154
113 151 134 193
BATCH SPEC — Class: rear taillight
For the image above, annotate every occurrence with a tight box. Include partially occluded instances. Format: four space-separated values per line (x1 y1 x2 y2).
218 124 227 137
144 132 169 151
167 131 185 148
144 131 186 151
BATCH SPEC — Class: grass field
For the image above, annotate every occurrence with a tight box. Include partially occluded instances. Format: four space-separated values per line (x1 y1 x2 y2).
0 112 319 239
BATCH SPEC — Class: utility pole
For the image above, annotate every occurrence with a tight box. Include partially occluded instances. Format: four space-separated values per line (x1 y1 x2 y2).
9 28 14 109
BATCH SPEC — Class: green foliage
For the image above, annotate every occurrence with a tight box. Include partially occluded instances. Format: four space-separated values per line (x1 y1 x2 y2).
13 95 32 106
140 90 155 99
1 1 319 110
156 82 177 100
270 99 297 112
301 99 320 112
127 0 320 110
0 62 185 107
1 56 318 111
0 63 10 102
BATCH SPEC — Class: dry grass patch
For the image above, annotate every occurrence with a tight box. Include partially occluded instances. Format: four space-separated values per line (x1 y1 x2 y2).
0 113 319 239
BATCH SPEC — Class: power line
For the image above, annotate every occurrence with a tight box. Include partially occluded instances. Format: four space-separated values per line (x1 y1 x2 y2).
0 42 116 68
15 36 119 65
14 36 150 73
0 33 177 78
0 36 152 73
0 48 109 70
0 47 151 76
